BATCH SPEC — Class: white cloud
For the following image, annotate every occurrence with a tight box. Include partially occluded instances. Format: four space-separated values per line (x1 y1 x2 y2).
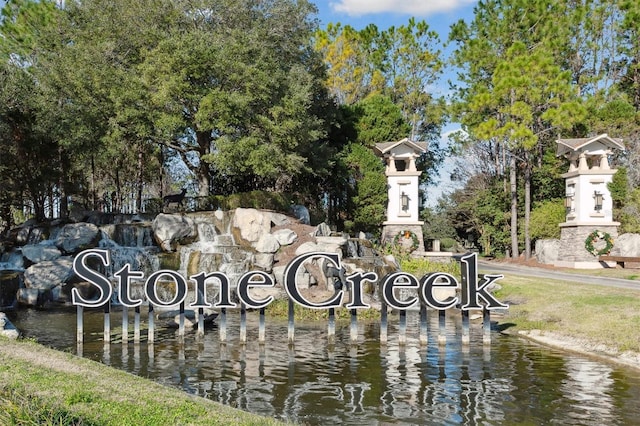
330 0 476 16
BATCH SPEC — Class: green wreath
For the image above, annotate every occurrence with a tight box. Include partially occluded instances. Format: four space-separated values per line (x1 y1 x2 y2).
585 230 614 256
393 230 419 253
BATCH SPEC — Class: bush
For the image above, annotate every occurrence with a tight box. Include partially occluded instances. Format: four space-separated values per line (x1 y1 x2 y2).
529 199 564 241
143 198 163 214
203 191 292 213
440 237 457 250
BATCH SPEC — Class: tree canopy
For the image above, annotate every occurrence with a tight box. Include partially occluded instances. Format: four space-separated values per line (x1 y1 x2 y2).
2 0 640 249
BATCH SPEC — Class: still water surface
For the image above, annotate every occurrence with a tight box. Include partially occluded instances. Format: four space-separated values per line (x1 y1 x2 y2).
10 308 640 425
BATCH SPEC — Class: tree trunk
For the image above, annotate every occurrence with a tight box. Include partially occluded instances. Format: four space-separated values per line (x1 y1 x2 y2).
136 143 144 213
524 160 531 260
91 154 96 210
510 153 519 258
196 131 212 197
59 146 69 219
159 147 165 199
115 165 121 214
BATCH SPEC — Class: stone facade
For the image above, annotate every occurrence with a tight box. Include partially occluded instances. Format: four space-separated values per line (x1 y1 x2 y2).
554 224 618 268
381 224 425 253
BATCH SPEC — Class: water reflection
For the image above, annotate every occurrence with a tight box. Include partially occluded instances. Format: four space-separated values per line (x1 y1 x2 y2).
10 308 640 425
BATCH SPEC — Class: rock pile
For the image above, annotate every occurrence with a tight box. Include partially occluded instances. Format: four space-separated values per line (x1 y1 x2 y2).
0 208 397 309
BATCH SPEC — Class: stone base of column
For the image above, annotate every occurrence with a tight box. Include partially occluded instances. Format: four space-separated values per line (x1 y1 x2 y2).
382 224 424 253
554 224 618 269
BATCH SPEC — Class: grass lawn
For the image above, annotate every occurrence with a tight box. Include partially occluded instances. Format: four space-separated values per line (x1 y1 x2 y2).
494 272 640 353
0 338 286 426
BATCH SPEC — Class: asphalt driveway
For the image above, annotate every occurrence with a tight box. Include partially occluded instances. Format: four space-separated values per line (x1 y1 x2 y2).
478 260 640 291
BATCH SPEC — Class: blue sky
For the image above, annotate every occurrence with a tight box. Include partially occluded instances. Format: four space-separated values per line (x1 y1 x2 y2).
313 0 476 35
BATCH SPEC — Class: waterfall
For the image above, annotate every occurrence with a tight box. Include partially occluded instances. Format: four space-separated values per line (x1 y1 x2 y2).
0 250 24 271
98 229 160 278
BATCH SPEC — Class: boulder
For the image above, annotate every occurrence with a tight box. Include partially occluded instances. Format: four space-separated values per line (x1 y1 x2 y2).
255 234 280 254
269 211 292 227
272 265 287 287
21 244 62 264
295 241 322 256
232 208 291 244
0 249 24 270
55 223 100 254
610 233 640 257
17 287 53 308
0 313 19 339
253 253 275 272
273 229 297 246
535 239 560 265
11 219 47 246
152 214 197 252
313 222 332 237
23 258 74 291
316 236 348 255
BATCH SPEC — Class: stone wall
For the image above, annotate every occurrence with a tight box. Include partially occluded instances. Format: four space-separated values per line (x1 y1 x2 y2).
381 224 425 253
555 224 618 268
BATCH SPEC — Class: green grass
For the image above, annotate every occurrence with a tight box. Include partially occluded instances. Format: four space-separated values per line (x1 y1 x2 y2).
494 273 640 352
0 338 286 426
399 257 461 277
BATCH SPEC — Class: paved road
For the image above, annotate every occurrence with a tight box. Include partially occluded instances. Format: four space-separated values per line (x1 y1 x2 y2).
477 260 640 291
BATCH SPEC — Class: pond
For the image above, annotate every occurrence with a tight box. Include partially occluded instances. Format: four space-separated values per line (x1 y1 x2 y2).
9 307 640 425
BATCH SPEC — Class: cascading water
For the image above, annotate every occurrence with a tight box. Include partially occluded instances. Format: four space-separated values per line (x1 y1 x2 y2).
98 227 160 278
177 219 250 289
0 250 24 271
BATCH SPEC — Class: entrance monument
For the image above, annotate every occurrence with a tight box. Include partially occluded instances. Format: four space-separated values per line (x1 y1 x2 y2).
554 134 625 268
374 138 427 252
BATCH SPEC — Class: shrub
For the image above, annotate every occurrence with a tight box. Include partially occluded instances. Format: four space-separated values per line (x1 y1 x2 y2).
529 198 564 241
203 191 292 213
440 237 457 250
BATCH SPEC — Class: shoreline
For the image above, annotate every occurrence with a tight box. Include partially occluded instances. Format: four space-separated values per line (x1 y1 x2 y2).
484 257 640 372
512 329 640 371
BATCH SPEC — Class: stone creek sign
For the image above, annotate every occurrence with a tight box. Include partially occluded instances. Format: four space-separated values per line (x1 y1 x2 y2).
73 249 506 311
72 249 508 346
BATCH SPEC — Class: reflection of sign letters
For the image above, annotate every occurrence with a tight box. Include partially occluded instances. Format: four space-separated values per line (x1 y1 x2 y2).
72 249 508 311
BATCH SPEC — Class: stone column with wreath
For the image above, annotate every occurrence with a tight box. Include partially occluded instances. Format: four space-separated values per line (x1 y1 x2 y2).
554 134 624 268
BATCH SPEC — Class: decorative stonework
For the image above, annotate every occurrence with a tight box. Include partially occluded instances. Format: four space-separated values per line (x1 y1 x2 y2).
374 138 427 250
554 225 619 268
382 224 424 253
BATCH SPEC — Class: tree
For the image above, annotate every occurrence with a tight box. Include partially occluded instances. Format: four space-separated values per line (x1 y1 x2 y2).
343 143 387 234
0 62 60 222
1 0 335 216
443 176 510 257
138 0 330 197
0 0 65 221
450 0 585 259
529 199 564 242
316 20 447 229
352 94 410 147
314 23 384 106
